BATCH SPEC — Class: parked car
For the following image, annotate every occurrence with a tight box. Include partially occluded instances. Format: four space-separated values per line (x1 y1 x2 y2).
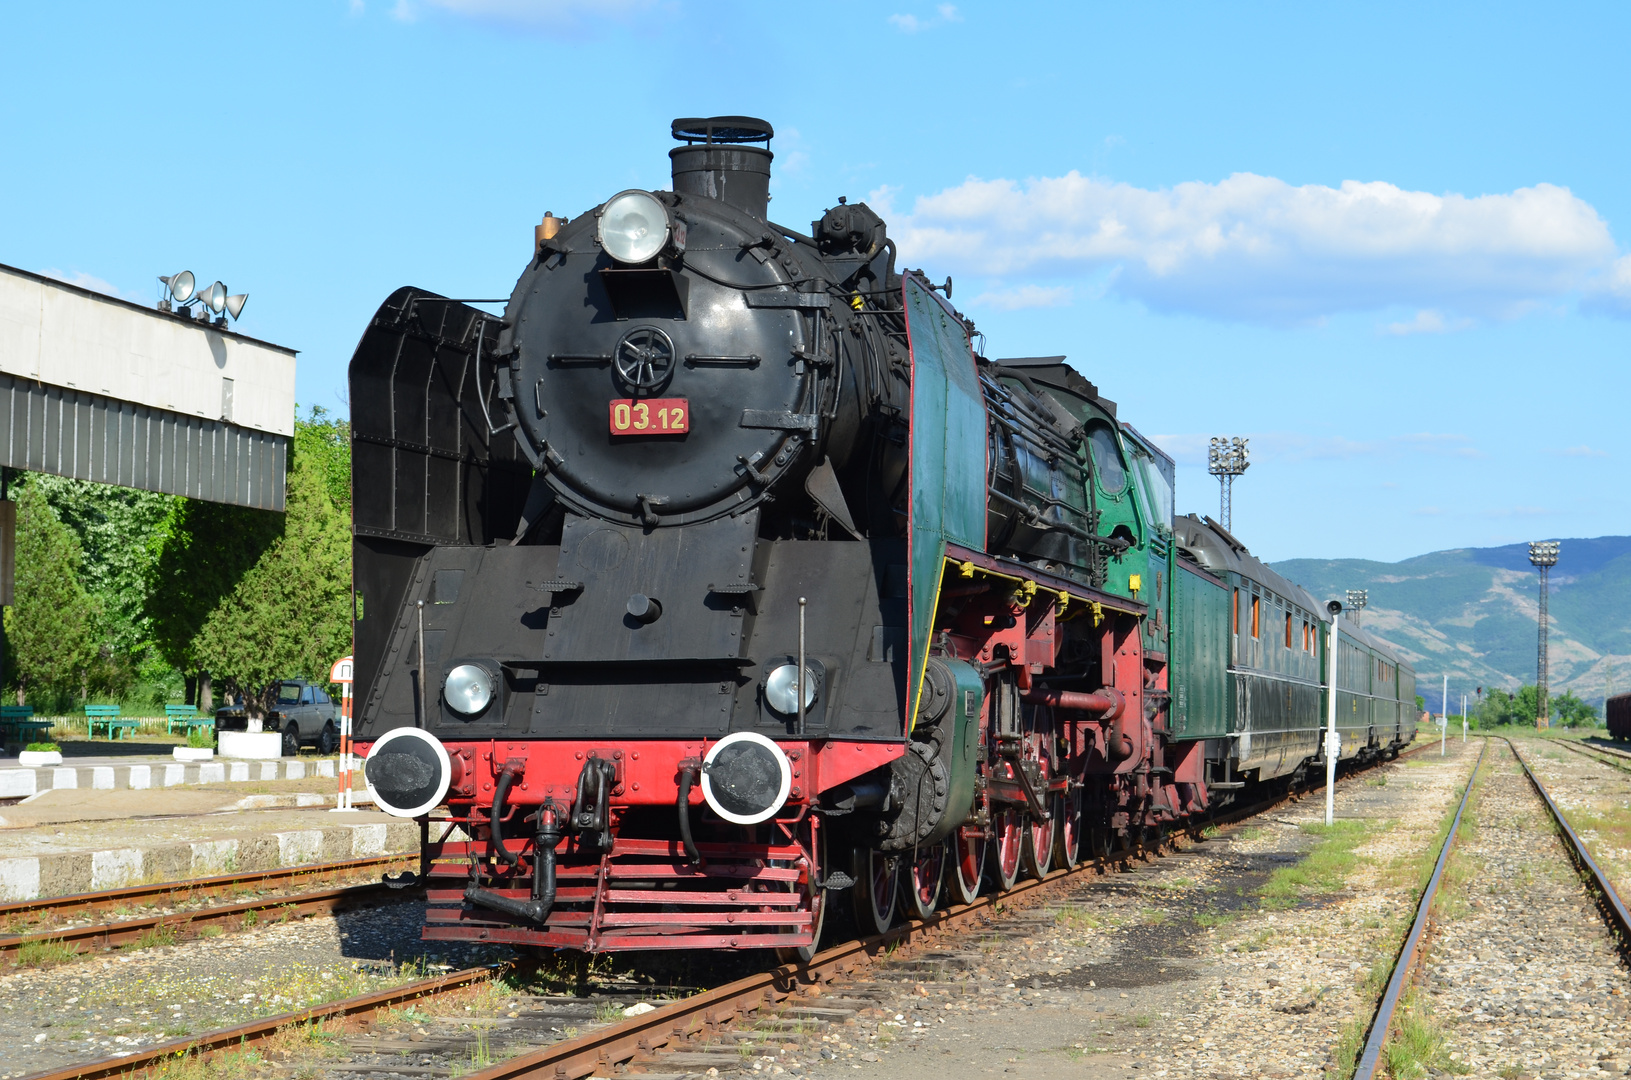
214 678 339 756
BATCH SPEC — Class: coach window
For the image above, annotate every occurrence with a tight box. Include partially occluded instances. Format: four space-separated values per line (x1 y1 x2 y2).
1251 594 1260 639
1285 612 1293 649
1233 588 1240 635
1087 424 1128 495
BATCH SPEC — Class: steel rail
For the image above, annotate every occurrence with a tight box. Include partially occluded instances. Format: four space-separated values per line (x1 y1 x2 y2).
1554 737 1631 775
0 878 415 961
1352 739 1487 1080
16 964 500 1080
18 742 1421 1080
1508 739 1631 952
0 853 413 923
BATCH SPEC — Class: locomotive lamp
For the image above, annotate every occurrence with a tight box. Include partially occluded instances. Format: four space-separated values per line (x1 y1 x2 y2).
364 727 453 819
1529 540 1560 729
700 731 793 825
443 664 495 716
598 189 678 264
764 662 819 715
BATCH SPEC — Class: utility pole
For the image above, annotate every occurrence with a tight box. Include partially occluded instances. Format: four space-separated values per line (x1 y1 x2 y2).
1529 541 1560 730
1207 437 1250 533
1346 590 1368 629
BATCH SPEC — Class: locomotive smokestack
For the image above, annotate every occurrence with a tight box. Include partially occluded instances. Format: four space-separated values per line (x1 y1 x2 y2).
669 116 774 220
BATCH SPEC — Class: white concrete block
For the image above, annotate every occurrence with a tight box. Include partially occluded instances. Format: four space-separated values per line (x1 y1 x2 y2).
0 857 40 902
315 760 334 778
161 764 185 787
127 765 151 790
198 762 225 783
257 762 277 781
285 760 307 780
50 767 77 790
220 731 282 760
229 761 249 781
191 839 237 875
350 823 389 857
0 770 36 799
90 766 115 790
276 830 323 866
91 849 143 890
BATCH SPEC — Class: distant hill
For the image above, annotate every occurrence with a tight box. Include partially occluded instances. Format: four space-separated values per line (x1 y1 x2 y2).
1270 537 1631 709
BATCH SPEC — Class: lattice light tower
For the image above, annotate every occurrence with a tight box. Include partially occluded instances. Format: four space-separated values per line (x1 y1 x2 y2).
1529 540 1560 730
1345 589 1368 629
1208 437 1250 533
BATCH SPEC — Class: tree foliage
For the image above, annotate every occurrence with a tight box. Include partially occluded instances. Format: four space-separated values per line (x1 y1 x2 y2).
3 486 99 703
1473 685 1599 728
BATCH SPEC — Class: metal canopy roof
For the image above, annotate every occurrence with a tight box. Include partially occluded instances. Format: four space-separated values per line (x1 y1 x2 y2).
0 263 297 510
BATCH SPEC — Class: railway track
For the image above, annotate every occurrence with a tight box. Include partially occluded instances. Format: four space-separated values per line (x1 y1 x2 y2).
1557 736 1631 774
1349 738 1631 1080
15 744 1425 1080
0 854 415 962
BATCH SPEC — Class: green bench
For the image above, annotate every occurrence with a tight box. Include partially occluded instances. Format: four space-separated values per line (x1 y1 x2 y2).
165 704 213 734
1 706 53 751
85 704 140 740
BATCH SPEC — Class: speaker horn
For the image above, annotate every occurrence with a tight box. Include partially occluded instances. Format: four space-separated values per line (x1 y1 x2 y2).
1326 600 1343 616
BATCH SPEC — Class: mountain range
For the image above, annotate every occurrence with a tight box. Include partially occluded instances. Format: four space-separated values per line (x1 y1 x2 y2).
1269 536 1631 711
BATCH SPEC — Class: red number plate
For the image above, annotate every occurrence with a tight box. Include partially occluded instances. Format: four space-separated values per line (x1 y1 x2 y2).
609 397 689 436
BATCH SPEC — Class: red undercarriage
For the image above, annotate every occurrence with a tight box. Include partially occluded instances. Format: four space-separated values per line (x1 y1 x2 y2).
379 555 1208 953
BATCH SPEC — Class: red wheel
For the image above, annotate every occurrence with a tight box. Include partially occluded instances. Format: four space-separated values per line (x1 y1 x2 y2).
902 840 945 920
1054 788 1082 870
946 826 985 905
853 848 898 936
1021 756 1055 880
994 808 1023 891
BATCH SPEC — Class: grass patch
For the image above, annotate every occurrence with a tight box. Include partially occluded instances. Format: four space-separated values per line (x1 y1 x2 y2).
129 923 181 950
1259 819 1371 907
16 936 79 966
1382 992 1469 1078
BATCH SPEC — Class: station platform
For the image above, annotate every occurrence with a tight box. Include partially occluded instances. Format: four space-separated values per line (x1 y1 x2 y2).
0 752 338 799
0 772 420 903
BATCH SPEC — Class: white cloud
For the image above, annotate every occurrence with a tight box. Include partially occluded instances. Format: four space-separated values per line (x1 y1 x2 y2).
1583 253 1631 316
1381 308 1473 336
38 268 141 303
889 4 961 32
967 284 1072 310
1548 445 1609 458
891 172 1615 323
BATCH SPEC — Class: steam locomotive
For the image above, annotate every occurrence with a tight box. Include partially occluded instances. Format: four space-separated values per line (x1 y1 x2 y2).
350 117 1416 956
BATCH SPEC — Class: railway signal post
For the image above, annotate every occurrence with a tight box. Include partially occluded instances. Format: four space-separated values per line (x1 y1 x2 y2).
1326 599 1343 826
329 654 356 812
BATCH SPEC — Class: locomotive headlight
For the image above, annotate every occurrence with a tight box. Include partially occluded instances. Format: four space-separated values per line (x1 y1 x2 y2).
364 727 452 818
764 663 818 716
443 664 494 716
701 731 793 825
598 190 670 264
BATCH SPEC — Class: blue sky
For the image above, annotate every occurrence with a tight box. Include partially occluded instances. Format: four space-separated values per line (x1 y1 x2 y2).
4 1 1628 562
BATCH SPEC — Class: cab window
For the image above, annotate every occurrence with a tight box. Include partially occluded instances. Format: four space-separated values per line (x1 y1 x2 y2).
1135 454 1173 528
277 684 301 705
1087 425 1127 495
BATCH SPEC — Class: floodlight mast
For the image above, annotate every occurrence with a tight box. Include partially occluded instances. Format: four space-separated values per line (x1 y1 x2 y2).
1345 589 1368 629
1207 436 1250 533
1528 541 1560 730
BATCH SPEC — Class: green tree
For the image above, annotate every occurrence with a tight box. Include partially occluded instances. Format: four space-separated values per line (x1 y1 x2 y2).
28 474 172 700
1549 690 1598 728
188 412 352 705
3 486 100 705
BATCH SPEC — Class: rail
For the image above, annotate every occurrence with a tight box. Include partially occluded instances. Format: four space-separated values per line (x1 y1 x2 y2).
1352 739 1487 1080
17 743 1422 1080
1509 739 1631 953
